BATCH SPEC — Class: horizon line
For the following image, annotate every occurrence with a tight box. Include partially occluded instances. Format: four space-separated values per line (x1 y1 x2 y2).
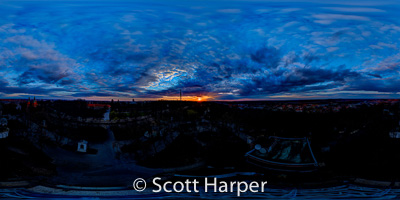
1 97 399 102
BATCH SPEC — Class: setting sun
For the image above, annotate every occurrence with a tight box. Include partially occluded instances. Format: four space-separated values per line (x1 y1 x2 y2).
197 97 202 101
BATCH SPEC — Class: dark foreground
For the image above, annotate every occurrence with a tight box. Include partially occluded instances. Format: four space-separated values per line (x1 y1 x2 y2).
1 99 400 199
0 182 398 199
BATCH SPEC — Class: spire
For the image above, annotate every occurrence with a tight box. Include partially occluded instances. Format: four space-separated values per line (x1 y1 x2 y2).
33 96 38 107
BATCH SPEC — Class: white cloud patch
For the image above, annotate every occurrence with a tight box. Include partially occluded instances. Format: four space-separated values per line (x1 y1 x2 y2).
312 14 370 22
322 7 386 13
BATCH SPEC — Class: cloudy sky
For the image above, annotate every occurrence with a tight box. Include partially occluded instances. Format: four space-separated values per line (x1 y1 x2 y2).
1 0 400 101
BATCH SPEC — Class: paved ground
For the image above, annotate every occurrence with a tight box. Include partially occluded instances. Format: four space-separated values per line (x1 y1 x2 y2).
41 126 163 186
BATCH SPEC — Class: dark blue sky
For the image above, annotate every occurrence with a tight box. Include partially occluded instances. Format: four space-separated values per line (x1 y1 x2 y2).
1 0 400 100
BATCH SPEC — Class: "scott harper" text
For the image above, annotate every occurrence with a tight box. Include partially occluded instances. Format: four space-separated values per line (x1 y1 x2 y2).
152 177 268 197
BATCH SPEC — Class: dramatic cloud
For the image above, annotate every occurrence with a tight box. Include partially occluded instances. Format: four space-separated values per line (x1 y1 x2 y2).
0 0 400 100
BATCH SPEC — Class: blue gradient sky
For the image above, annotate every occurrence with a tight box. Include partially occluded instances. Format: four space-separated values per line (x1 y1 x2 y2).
1 0 400 100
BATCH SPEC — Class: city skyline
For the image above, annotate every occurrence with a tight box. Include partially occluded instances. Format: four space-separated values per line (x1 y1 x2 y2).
1 0 400 101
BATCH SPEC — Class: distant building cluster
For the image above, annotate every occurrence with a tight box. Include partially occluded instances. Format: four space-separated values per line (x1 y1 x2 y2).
221 99 400 113
87 103 111 109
